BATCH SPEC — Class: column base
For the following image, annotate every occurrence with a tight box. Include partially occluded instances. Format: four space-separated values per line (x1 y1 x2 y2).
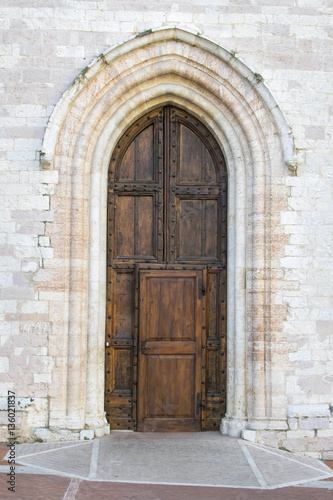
221 415 247 437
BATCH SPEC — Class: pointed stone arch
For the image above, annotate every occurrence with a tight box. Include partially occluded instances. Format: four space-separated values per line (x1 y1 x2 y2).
40 27 295 437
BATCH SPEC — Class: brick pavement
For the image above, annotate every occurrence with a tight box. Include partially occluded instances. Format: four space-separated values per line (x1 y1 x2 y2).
0 445 10 466
74 482 333 500
0 474 70 500
0 475 332 500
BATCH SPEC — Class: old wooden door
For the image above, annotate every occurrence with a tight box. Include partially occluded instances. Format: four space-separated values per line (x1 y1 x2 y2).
105 106 227 431
138 269 203 431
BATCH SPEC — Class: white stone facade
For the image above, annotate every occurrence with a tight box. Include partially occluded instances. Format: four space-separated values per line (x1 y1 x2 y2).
0 1 332 459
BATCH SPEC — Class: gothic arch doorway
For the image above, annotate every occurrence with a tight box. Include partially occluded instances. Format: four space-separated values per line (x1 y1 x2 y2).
41 28 294 439
105 106 227 431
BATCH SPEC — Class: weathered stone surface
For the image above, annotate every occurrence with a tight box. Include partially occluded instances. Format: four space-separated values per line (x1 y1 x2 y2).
34 428 80 442
299 418 329 430
80 429 94 440
288 404 330 417
241 429 256 443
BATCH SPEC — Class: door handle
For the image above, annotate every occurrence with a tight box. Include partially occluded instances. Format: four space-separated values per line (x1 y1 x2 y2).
141 340 146 354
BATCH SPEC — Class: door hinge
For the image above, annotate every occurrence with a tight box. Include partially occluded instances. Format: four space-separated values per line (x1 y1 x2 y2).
196 393 206 415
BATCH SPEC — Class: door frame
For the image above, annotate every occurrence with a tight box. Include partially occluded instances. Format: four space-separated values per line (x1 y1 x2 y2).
104 106 227 431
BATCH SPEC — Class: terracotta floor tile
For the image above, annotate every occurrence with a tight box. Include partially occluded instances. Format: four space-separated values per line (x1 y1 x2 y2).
0 474 71 500
75 482 333 500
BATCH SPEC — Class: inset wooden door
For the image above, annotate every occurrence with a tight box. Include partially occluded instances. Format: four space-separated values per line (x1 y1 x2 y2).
105 106 227 431
138 269 203 431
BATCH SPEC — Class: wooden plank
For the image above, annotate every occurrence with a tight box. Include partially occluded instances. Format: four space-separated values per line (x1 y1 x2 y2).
115 195 134 257
137 195 154 256
139 418 199 432
205 200 218 258
179 124 202 183
135 124 154 180
178 199 202 257
142 341 196 355
118 140 135 180
112 269 134 339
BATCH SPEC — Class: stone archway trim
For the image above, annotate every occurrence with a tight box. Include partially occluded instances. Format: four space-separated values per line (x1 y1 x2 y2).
41 27 297 174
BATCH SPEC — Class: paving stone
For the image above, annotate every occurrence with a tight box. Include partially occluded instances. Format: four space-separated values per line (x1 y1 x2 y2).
98 433 260 487
245 442 332 488
0 435 332 498
6 434 332 489
17 442 93 478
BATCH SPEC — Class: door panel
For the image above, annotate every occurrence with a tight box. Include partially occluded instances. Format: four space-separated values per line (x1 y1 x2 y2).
145 276 196 340
112 268 134 338
105 106 227 431
179 124 217 184
114 194 156 259
146 356 195 417
115 122 157 182
105 266 134 430
138 270 202 431
115 195 135 257
177 199 219 259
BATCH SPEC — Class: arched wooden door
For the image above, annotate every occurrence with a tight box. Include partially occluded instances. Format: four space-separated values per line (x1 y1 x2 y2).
105 106 227 431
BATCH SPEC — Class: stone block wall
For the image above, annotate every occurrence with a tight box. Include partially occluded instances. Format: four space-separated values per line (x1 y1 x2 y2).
0 1 332 456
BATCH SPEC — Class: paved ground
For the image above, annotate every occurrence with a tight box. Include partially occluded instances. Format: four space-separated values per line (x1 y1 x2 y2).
0 432 332 499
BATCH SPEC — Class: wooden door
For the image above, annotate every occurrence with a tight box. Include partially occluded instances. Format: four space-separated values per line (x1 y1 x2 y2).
138 269 203 431
105 106 227 431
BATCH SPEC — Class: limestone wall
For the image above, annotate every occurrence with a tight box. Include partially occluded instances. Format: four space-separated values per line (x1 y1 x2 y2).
0 1 332 458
